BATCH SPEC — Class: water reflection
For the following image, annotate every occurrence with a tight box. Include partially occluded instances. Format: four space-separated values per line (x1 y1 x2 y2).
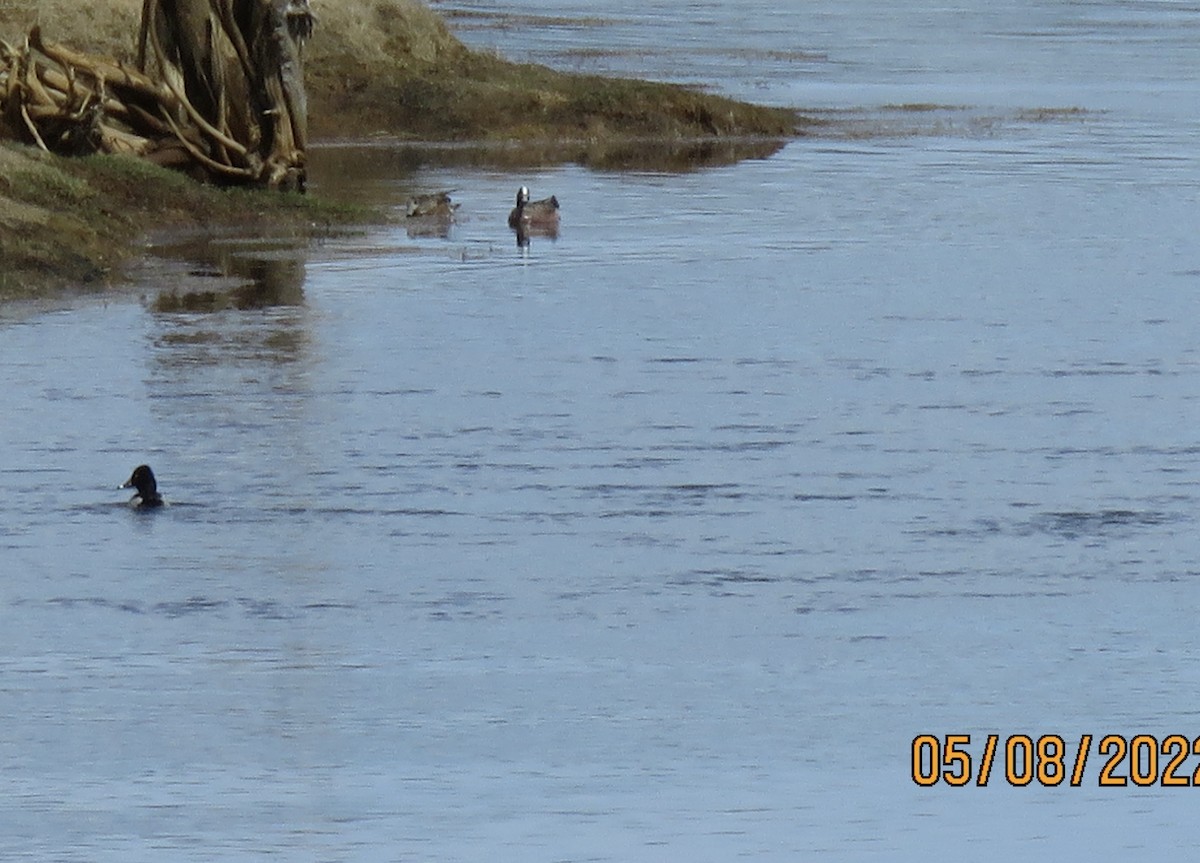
135 231 314 372
309 135 789 184
564 135 787 170
513 223 559 248
152 319 310 367
305 105 1085 218
148 236 308 312
405 216 456 239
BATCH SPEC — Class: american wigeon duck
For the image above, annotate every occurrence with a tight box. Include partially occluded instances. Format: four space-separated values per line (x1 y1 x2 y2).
120 464 164 508
406 191 459 219
508 186 560 230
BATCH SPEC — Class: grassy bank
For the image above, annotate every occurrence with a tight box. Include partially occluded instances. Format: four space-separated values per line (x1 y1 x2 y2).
0 142 363 302
0 0 799 298
2 0 799 141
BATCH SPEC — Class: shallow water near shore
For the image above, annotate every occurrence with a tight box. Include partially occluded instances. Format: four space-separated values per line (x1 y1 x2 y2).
4 1 1200 860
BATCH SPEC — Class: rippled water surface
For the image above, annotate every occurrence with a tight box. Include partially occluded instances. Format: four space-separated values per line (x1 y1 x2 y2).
4 1 1200 860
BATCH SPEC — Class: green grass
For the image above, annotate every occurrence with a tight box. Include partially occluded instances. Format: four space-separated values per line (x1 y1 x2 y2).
0 144 377 302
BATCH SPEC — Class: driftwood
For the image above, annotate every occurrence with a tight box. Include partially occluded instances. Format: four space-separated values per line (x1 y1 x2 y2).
0 0 313 190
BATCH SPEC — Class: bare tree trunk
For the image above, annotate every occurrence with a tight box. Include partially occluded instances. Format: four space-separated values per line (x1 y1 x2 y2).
1 0 312 190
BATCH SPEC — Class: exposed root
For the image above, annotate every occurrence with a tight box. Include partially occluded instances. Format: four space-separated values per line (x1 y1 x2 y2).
0 0 312 190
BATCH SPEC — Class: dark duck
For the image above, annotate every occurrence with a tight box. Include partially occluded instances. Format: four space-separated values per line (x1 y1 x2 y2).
121 464 164 508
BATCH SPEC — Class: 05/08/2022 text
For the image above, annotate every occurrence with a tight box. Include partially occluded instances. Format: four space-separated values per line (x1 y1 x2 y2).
912 733 1200 788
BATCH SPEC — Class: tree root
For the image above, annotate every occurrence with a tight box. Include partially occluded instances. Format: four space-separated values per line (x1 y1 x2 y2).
0 0 311 191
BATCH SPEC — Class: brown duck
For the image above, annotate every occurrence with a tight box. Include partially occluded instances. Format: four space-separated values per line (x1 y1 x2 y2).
508 186 560 230
406 191 459 219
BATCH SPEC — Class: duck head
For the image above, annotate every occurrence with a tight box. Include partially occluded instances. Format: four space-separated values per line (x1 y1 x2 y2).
121 464 163 507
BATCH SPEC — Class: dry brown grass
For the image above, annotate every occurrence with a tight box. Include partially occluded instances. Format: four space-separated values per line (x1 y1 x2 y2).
310 0 466 68
0 0 799 141
1 0 464 67
0 0 143 60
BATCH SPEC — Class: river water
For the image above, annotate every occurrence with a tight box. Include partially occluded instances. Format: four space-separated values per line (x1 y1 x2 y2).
3 1 1200 860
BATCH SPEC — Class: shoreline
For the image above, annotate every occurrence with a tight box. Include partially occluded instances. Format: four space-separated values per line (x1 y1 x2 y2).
0 0 801 300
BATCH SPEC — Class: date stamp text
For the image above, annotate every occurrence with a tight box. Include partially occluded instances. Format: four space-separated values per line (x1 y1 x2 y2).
912 734 1200 787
